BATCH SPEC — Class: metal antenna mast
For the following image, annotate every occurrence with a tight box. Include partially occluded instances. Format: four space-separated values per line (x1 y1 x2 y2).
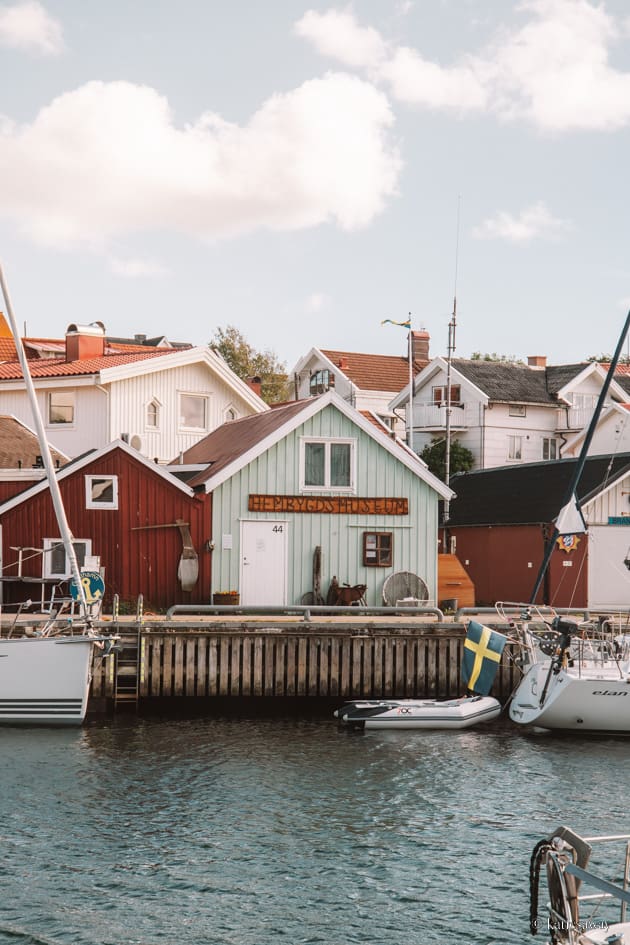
443 197 461 531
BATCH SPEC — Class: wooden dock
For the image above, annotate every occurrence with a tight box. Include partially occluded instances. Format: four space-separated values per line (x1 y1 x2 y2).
90 621 519 709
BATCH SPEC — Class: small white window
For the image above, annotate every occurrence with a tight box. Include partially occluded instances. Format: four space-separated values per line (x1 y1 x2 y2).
48 391 75 424
300 437 355 492
85 475 118 509
542 437 558 461
43 538 92 579
146 399 160 429
509 404 526 417
508 435 522 461
179 393 208 431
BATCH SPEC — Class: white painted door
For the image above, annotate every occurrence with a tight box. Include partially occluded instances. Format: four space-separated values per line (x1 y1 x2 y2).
240 520 288 606
588 526 630 608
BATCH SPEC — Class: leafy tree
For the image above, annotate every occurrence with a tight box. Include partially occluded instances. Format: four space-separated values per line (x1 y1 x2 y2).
420 438 474 482
586 353 630 363
470 351 523 363
209 325 290 404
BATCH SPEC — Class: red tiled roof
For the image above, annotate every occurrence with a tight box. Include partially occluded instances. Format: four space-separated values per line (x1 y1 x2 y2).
320 349 425 393
0 338 17 361
0 347 179 379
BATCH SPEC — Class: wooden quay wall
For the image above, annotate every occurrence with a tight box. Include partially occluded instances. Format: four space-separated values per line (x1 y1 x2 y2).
89 619 520 708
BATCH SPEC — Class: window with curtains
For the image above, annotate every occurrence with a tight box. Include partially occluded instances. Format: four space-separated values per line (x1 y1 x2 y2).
300 437 355 492
43 538 91 578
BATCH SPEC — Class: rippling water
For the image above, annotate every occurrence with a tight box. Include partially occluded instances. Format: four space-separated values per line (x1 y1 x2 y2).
0 713 629 945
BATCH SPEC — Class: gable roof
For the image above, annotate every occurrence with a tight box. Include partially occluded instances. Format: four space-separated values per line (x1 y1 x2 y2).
171 390 453 498
0 415 68 469
319 349 422 393
0 345 268 413
393 357 629 410
0 347 178 379
448 454 630 526
0 438 196 514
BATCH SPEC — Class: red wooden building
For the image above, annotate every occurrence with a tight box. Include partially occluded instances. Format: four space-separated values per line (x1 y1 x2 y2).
0 440 211 611
445 455 630 609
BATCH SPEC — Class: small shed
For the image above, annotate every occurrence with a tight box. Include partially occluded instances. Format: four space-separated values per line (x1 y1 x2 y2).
0 440 211 610
174 391 453 607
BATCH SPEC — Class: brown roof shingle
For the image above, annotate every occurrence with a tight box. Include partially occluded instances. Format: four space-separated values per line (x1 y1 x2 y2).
0 415 68 468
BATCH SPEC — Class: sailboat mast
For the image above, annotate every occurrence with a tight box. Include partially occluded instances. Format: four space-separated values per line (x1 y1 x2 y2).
443 296 456 524
0 264 89 616
529 307 630 604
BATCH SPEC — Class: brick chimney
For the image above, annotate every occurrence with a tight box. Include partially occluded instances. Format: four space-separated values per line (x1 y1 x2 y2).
409 330 430 366
338 356 349 370
527 355 547 369
246 375 262 397
65 322 106 362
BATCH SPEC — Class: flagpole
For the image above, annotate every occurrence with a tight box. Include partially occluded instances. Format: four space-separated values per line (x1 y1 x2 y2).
381 315 413 444
408 313 413 448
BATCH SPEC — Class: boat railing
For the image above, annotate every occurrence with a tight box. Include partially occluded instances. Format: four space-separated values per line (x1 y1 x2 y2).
543 833 630 942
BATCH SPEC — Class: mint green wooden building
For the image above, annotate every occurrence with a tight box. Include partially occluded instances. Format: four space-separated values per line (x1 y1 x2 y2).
178 391 453 606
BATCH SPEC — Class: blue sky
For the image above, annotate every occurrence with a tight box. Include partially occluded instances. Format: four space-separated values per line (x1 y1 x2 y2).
1 0 630 372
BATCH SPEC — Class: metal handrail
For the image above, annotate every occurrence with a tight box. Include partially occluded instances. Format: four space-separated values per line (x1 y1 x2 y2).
166 603 445 622
454 605 591 621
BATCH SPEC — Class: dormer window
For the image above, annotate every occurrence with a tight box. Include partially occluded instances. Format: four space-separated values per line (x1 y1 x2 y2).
309 370 335 396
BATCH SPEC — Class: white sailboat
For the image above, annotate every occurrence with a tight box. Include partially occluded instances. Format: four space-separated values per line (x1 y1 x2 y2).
508 307 630 733
529 826 630 944
0 264 115 725
508 609 630 732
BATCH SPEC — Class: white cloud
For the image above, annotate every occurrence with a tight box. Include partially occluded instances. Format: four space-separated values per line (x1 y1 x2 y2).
472 201 571 242
295 9 387 69
0 76 401 250
297 2 630 131
0 1 63 55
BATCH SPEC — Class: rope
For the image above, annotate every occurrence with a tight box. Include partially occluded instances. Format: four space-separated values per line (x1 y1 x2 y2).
530 839 552 935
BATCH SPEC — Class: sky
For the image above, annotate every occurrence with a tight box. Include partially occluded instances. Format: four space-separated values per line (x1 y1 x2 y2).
1 0 630 373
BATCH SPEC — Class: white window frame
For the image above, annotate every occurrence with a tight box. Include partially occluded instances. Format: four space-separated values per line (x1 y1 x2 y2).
47 390 75 426
85 474 119 510
542 437 558 461
42 538 92 579
509 404 527 417
299 437 356 493
178 392 208 432
507 435 523 461
145 398 161 430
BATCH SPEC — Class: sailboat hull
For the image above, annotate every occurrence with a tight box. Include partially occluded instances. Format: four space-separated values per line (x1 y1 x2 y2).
509 662 630 732
0 637 94 724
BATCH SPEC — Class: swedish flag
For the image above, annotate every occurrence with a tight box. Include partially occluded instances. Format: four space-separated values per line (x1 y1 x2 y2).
381 317 411 329
461 620 507 696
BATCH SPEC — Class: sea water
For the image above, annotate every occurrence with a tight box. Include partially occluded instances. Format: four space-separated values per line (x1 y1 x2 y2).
0 714 628 945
